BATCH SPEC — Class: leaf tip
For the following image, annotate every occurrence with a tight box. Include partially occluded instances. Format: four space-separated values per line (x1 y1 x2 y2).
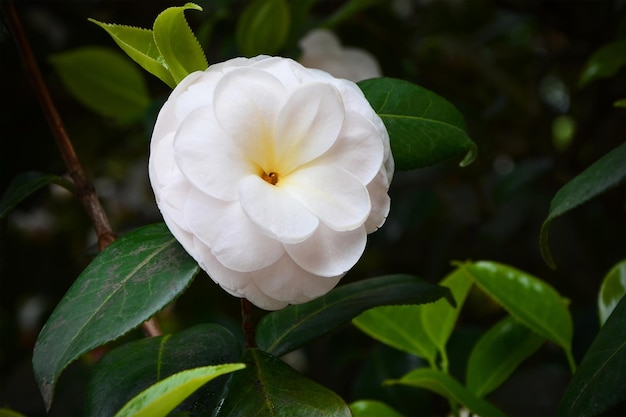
459 144 478 167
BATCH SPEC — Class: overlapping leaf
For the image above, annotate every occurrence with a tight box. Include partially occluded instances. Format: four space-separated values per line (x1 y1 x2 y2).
598 259 626 326
349 400 405 417
0 171 73 218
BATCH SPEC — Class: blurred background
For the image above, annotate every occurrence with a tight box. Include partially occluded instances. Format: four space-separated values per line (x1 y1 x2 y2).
1 0 624 415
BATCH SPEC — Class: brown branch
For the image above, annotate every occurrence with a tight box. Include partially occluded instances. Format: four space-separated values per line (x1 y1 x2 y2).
241 298 257 348
5 1 160 337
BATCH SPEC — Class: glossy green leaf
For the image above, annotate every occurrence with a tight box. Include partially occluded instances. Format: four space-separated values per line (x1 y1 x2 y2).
114 363 245 417
86 324 242 417
578 40 626 88
466 316 545 397
235 0 290 57
49 47 150 124
540 142 626 269
557 295 626 416
388 368 507 417
349 400 405 417
213 348 350 416
153 3 207 85
0 171 74 218
88 19 175 88
33 223 200 410
358 77 477 170
256 275 453 357
598 259 626 326
464 261 575 371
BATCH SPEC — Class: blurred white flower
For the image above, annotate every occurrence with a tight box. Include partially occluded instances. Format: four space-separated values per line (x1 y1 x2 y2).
298 29 382 82
149 56 393 310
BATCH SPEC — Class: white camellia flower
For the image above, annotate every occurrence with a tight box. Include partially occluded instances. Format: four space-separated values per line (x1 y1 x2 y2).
298 29 382 82
149 56 393 310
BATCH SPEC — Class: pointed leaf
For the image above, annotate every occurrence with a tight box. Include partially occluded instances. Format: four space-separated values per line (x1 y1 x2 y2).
213 348 350 417
235 0 290 57
88 19 175 88
388 368 507 417
86 324 242 417
153 3 207 84
578 40 626 88
358 77 477 170
114 363 245 417
557 295 626 416
463 261 575 371
540 142 626 269
49 47 150 124
466 316 545 397
256 275 454 357
598 259 626 326
0 171 74 218
33 223 200 410
349 400 405 417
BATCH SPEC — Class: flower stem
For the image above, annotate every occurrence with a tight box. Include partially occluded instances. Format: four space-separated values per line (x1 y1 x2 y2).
4 1 161 337
241 298 257 348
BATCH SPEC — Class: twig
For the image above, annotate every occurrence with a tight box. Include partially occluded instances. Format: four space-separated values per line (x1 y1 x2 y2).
241 299 257 348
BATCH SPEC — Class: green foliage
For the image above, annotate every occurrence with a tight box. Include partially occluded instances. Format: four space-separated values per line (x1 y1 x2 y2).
598 259 626 326
235 0 290 57
358 77 477 170
540 142 626 269
349 400 405 417
578 40 626 88
0 171 74 218
213 348 351 416
32 223 200 410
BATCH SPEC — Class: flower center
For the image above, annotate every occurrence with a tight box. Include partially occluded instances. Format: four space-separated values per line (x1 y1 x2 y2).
262 171 280 185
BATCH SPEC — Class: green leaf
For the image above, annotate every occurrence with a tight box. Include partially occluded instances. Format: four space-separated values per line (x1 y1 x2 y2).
114 363 245 417
466 316 545 397
0 408 28 417
86 324 242 417
33 223 200 410
349 400 405 417
578 40 626 88
153 2 207 85
235 0 290 57
256 274 454 357
540 142 626 269
557 295 626 416
614 98 626 108
358 77 477 170
464 261 575 371
49 47 150 124
214 348 350 416
88 19 175 88
0 171 74 218
388 368 507 417
598 259 626 326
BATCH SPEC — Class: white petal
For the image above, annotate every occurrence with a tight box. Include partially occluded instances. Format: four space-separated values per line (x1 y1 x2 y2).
251 56 315 90
239 175 319 243
282 165 370 231
364 168 391 233
285 223 366 277
274 82 344 172
184 188 284 272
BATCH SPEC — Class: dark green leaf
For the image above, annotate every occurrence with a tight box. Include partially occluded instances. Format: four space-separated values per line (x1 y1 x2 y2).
349 400 405 417
322 0 383 29
598 259 626 326
358 77 477 170
88 19 175 88
153 3 207 85
388 368 507 417
540 142 626 269
464 261 575 371
86 324 242 417
0 171 74 218
615 98 626 108
49 47 150 124
557 295 626 416
213 348 350 417
466 316 545 397
578 40 626 88
33 223 199 410
256 275 454 357
235 0 290 56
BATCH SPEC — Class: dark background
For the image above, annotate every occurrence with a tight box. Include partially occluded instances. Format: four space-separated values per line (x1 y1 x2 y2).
1 0 625 415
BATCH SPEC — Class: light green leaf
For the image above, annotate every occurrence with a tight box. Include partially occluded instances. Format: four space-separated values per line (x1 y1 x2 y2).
49 47 150 124
598 259 626 326
388 368 507 417
153 2 207 85
578 40 626 88
349 400 405 417
358 77 477 170
466 316 545 397
464 261 575 371
88 20 175 88
114 364 245 417
540 142 626 269
33 223 200 410
235 0 290 56
0 171 74 218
